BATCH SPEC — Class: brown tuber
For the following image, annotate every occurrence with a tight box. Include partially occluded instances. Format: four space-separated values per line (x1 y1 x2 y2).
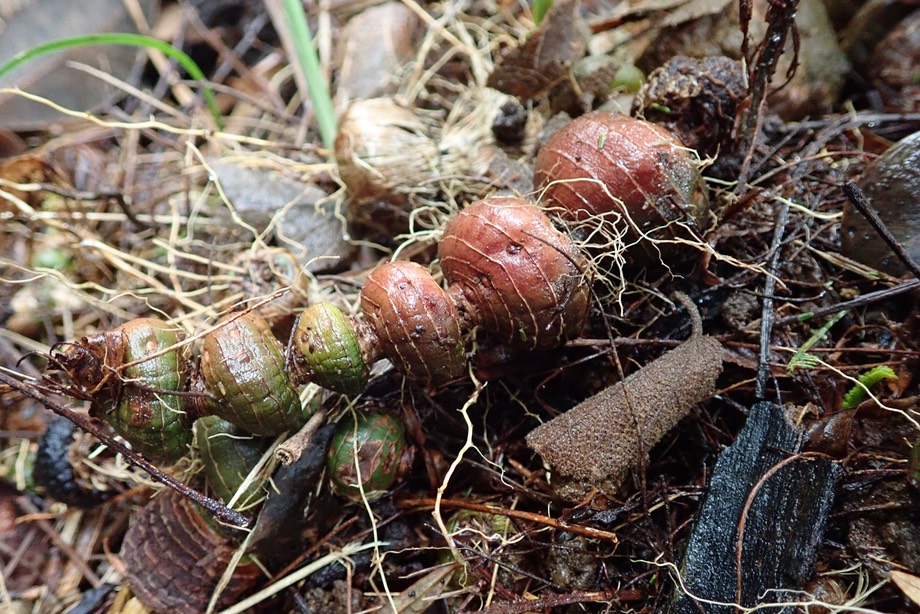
526 296 723 499
295 196 592 389
439 196 590 350
121 489 260 614
534 112 709 265
360 261 467 386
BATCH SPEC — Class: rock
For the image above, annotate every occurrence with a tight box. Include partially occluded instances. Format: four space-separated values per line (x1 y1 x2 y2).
211 160 352 272
841 130 920 276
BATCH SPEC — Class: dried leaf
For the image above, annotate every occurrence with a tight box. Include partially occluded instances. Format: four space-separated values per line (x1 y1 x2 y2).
892 571 920 606
527 333 723 498
487 0 589 101
0 153 61 210
379 563 460 614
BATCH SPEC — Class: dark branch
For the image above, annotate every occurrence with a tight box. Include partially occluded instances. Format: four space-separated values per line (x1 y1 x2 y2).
0 370 251 528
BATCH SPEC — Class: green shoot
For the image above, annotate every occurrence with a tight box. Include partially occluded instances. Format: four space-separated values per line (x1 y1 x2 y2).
787 310 847 372
280 0 337 151
842 365 897 410
533 0 553 24
0 33 223 130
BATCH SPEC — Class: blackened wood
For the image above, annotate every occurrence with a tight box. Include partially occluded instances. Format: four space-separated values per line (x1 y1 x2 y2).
670 402 840 613
248 422 336 563
34 418 111 508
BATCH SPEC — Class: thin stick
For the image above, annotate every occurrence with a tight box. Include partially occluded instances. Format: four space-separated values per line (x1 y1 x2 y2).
275 407 328 466
0 371 251 528
773 278 920 326
399 497 619 543
735 0 800 195
842 182 920 280
756 202 790 399
477 588 639 614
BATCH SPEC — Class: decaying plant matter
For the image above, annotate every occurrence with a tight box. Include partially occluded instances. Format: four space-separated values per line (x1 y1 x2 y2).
526 296 724 499
7 100 727 613
9 1 917 605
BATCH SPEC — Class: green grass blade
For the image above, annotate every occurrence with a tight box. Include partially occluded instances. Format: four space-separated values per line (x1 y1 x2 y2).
787 309 848 372
0 33 223 130
280 0 337 150
533 0 553 24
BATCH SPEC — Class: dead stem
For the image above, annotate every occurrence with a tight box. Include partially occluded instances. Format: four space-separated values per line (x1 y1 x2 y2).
0 370 250 528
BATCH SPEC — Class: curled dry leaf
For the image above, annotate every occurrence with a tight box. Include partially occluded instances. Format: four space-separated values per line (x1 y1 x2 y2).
486 0 589 102
527 305 723 499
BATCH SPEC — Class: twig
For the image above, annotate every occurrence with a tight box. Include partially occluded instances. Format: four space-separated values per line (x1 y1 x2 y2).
0 371 251 528
477 588 641 613
773 278 920 326
842 182 920 280
398 497 619 542
736 0 801 195
756 202 790 399
33 183 147 229
275 407 327 466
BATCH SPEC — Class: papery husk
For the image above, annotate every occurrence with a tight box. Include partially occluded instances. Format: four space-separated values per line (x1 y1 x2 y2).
336 90 535 238
335 97 441 203
439 87 521 180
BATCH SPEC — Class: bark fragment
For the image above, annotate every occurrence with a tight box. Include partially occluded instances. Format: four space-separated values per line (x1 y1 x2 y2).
670 402 841 613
